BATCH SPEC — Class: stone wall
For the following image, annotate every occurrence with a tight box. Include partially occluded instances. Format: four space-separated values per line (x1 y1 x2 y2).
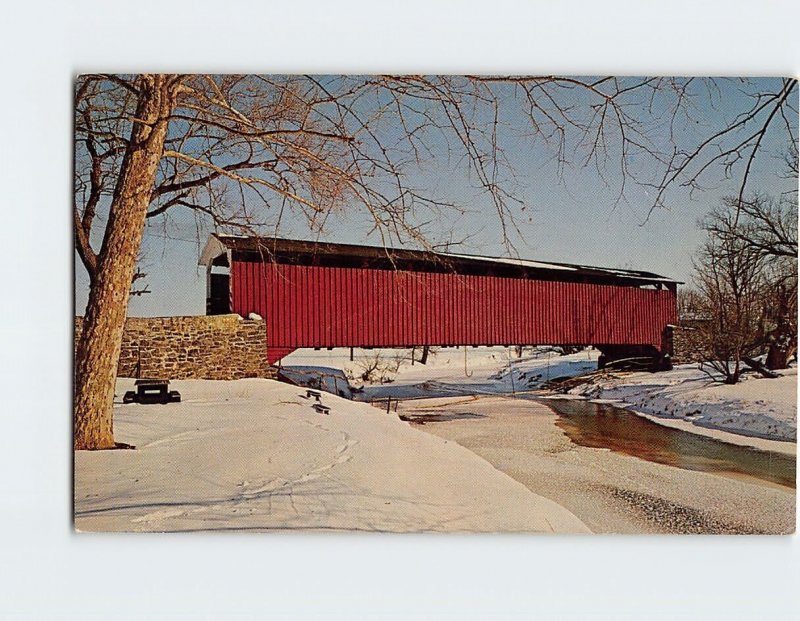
74 314 276 380
672 323 706 365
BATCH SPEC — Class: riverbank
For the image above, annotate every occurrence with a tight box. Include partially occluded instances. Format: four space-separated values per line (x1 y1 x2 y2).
75 378 589 533
286 347 796 449
562 364 797 443
285 346 600 399
398 395 796 534
541 394 796 455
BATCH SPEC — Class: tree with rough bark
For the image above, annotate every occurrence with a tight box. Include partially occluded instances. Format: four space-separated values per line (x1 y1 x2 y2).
74 75 797 449
75 76 184 449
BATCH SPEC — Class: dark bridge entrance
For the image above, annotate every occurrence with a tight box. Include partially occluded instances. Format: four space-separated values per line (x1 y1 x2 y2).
200 235 679 367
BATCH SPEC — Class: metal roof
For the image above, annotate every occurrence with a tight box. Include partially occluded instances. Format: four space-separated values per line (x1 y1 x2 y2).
200 234 681 287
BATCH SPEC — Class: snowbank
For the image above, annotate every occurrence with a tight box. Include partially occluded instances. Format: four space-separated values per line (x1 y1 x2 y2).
365 348 598 400
284 346 598 387
74 378 589 533
285 346 599 400
281 347 797 448
566 365 797 444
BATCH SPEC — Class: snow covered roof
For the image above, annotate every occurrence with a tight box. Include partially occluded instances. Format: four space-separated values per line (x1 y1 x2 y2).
200 234 681 287
440 251 578 272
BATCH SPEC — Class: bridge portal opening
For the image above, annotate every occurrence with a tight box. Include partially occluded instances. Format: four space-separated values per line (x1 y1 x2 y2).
202 238 232 315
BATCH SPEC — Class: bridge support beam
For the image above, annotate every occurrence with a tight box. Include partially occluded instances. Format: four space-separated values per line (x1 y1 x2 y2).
597 344 671 372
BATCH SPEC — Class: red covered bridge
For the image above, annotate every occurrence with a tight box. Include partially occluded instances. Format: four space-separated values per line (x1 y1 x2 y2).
200 235 679 368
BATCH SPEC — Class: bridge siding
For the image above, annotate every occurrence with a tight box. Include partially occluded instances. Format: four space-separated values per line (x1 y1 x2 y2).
232 261 676 363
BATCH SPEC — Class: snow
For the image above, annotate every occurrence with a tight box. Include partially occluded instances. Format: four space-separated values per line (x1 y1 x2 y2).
74 378 589 533
77 347 794 533
284 346 600 399
277 365 354 399
439 251 678 283
566 365 798 444
441 251 578 271
285 346 797 447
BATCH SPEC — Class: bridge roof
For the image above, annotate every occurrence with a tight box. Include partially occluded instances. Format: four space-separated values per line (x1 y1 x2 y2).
200 234 681 288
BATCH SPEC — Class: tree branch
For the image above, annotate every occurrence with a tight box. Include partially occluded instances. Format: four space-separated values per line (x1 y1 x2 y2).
73 204 97 282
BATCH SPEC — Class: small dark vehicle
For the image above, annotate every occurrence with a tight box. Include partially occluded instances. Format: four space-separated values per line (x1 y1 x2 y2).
122 379 181 405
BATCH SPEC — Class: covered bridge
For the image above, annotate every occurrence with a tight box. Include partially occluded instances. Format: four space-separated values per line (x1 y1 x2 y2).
200 235 679 367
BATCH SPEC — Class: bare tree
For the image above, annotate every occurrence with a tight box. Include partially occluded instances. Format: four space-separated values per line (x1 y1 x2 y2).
74 75 797 449
129 267 150 297
763 262 798 369
704 194 798 260
691 190 799 382
751 196 797 370
410 345 435 365
352 351 404 384
74 76 183 449
692 215 768 383
419 345 430 365
705 194 798 369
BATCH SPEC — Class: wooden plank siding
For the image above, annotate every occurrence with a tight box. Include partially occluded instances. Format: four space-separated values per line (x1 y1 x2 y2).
230 261 677 364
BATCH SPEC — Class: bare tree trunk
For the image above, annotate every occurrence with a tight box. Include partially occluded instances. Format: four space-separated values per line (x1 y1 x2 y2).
74 76 179 450
743 356 781 378
766 345 790 370
765 286 795 370
420 345 429 365
725 359 741 385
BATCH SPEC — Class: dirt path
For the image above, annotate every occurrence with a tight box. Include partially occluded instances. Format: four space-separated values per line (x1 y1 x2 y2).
397 395 796 534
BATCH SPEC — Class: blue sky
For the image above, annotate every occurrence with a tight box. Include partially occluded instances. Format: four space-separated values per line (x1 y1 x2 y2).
75 77 797 317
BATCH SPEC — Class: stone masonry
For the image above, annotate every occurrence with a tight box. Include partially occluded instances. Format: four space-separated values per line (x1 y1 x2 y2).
74 314 276 380
671 322 707 365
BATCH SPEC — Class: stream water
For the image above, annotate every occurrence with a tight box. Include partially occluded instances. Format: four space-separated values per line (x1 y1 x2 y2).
542 398 796 489
357 377 796 490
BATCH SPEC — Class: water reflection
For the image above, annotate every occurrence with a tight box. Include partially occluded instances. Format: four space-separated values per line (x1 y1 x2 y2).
544 399 796 489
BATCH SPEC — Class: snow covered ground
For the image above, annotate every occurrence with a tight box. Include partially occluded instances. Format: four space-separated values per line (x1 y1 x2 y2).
564 365 797 445
74 378 589 533
75 349 795 532
285 346 797 447
285 346 600 399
